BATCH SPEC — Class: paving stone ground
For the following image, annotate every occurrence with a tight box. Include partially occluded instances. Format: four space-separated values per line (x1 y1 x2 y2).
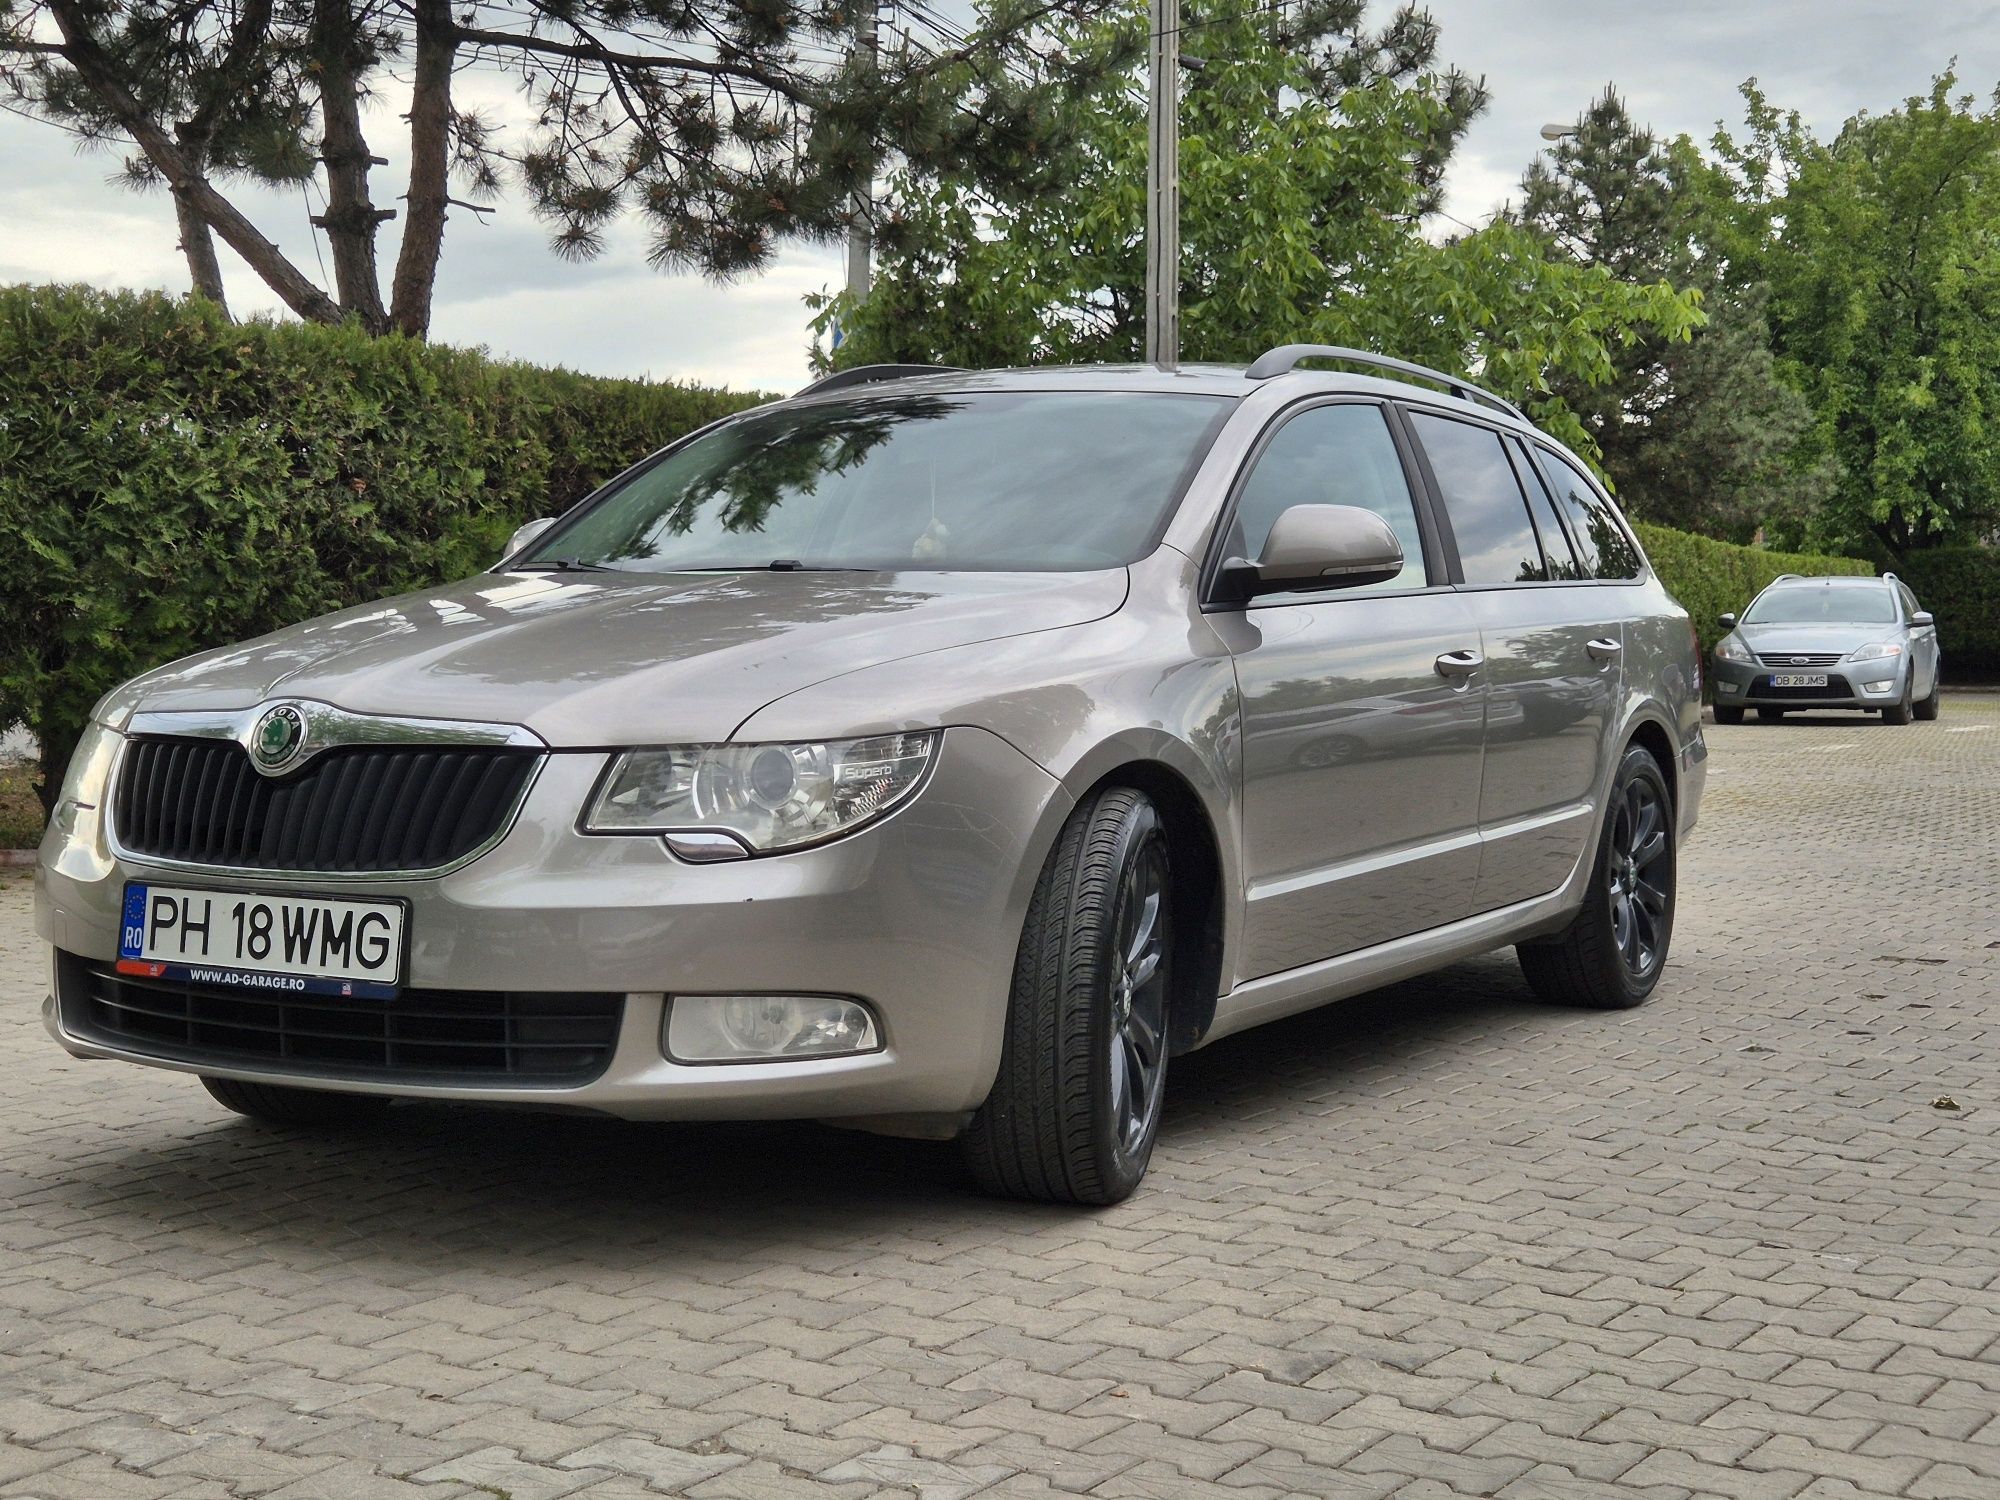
2 699 1997 1499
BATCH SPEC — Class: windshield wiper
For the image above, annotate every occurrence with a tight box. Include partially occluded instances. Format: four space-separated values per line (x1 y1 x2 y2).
673 560 872 573
514 557 622 574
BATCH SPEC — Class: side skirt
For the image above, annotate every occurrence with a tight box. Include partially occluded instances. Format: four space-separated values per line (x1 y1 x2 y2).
1199 882 1585 1048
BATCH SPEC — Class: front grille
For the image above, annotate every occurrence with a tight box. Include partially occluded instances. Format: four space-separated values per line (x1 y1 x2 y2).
58 953 622 1086
1756 652 1844 667
1754 673 1853 700
112 737 540 873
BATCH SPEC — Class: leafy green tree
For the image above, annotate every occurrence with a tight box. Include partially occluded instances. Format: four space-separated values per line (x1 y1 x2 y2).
0 0 1117 335
1515 89 1833 541
814 1 1701 459
1707 73 2000 555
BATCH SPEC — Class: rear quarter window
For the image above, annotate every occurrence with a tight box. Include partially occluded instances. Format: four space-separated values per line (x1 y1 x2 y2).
1538 448 1643 580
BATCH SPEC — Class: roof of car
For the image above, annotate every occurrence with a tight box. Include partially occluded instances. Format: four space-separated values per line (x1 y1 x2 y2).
1765 575 1890 588
787 362 1543 433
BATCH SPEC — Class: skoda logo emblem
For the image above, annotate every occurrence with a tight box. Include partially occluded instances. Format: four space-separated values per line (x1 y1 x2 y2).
252 705 307 773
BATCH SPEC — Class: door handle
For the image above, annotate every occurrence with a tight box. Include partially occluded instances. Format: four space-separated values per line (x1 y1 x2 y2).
1435 649 1484 680
1586 638 1623 662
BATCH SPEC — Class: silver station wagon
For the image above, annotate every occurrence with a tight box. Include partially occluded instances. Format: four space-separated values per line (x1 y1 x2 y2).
38 347 1706 1204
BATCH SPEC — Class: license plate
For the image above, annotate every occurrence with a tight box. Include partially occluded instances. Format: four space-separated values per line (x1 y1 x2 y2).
118 883 406 999
1770 673 1828 688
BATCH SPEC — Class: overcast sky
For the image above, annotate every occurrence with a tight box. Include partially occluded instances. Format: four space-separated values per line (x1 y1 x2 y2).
2 1 1996 393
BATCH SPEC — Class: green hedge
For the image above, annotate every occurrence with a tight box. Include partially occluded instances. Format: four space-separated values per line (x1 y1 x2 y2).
1634 523 1873 659
1893 548 2000 674
0 284 764 816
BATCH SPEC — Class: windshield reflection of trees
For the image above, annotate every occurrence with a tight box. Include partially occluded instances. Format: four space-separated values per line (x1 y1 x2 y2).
589 396 963 564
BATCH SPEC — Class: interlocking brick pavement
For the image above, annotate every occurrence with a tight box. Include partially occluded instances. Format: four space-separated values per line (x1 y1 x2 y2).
2 699 1996 1498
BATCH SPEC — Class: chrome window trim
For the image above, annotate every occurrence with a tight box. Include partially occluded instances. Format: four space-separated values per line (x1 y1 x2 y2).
108 702 549 883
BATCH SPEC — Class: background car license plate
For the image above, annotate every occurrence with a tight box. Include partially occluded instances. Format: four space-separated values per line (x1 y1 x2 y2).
118 883 406 998
1770 672 1828 688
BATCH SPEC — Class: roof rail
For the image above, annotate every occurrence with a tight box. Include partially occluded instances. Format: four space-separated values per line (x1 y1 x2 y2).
1773 573 1802 583
794 363 963 399
1245 344 1525 420
1882 571 1898 583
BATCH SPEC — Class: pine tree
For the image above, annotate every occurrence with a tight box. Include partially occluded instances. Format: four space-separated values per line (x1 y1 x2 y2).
1 0 1117 336
1516 88 1833 540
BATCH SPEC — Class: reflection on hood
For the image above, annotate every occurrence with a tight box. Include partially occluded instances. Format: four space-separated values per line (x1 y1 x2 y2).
109 566 1130 745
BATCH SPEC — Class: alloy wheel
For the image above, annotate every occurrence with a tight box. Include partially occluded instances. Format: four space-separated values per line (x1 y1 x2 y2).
1607 779 1671 980
1108 839 1170 1155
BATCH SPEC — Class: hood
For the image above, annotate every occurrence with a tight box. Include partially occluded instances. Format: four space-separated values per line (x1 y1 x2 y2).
1734 621 1894 657
111 567 1130 744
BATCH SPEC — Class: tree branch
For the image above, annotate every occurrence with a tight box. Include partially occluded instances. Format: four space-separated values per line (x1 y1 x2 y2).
447 20 809 103
43 0 342 325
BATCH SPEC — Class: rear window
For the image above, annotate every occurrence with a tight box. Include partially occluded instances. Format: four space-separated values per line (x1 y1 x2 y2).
529 389 1234 574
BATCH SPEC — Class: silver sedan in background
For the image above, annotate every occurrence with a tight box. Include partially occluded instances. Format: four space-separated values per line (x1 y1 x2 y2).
1710 575 1941 725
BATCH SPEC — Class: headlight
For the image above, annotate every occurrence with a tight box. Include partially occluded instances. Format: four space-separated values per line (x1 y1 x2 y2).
1845 640 1903 663
1715 635 1756 664
585 732 938 854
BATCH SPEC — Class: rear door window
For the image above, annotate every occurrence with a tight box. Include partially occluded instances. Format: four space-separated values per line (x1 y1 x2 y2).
1407 412 1547 586
1538 448 1643 580
1510 439 1586 581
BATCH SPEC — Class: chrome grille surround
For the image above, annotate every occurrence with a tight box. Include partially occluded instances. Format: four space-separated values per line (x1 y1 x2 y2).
107 703 548 881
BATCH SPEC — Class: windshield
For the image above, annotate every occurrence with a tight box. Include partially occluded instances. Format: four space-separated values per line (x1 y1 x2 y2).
524 389 1234 574
1744 586 1897 626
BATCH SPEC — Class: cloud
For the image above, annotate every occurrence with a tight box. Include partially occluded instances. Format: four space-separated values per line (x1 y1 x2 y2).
1417 0 2000 227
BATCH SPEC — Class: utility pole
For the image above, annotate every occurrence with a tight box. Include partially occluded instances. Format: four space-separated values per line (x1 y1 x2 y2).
1144 0 1180 368
845 0 879 302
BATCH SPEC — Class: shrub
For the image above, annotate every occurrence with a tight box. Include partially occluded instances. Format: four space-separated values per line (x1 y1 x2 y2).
1892 548 2000 675
1634 523 1873 660
0 284 764 822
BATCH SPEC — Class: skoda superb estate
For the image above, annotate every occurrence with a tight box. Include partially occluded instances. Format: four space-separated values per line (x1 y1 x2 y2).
38 347 1706 1204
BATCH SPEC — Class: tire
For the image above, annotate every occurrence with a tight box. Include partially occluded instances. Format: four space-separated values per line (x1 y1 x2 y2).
202 1075 392 1128
1713 705 1745 726
963 787 1172 1205
1913 673 1941 721
1517 745 1675 1010
1882 680 1914 726
1756 707 1787 721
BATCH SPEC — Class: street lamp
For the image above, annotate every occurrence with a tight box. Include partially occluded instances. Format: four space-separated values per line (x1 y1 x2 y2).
1540 123 1579 142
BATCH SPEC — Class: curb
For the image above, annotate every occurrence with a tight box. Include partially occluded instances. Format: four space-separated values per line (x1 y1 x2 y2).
1 850 36 868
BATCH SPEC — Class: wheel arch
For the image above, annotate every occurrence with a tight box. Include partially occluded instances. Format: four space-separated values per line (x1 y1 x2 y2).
1624 714 1679 820
1055 734 1237 1055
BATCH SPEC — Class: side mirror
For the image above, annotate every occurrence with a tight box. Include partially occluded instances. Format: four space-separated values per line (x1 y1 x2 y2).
1912 611 1934 627
503 516 555 562
1718 612 1737 629
1222 505 1404 599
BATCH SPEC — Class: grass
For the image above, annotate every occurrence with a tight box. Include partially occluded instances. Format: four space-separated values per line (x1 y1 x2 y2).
0 760 44 849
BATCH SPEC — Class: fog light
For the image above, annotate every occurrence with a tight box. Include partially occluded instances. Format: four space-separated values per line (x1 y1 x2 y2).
1716 680 1742 694
1862 680 1895 696
665 995 880 1063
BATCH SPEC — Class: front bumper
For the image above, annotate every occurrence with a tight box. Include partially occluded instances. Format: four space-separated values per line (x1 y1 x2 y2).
1710 655 1905 709
37 726 1067 1123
